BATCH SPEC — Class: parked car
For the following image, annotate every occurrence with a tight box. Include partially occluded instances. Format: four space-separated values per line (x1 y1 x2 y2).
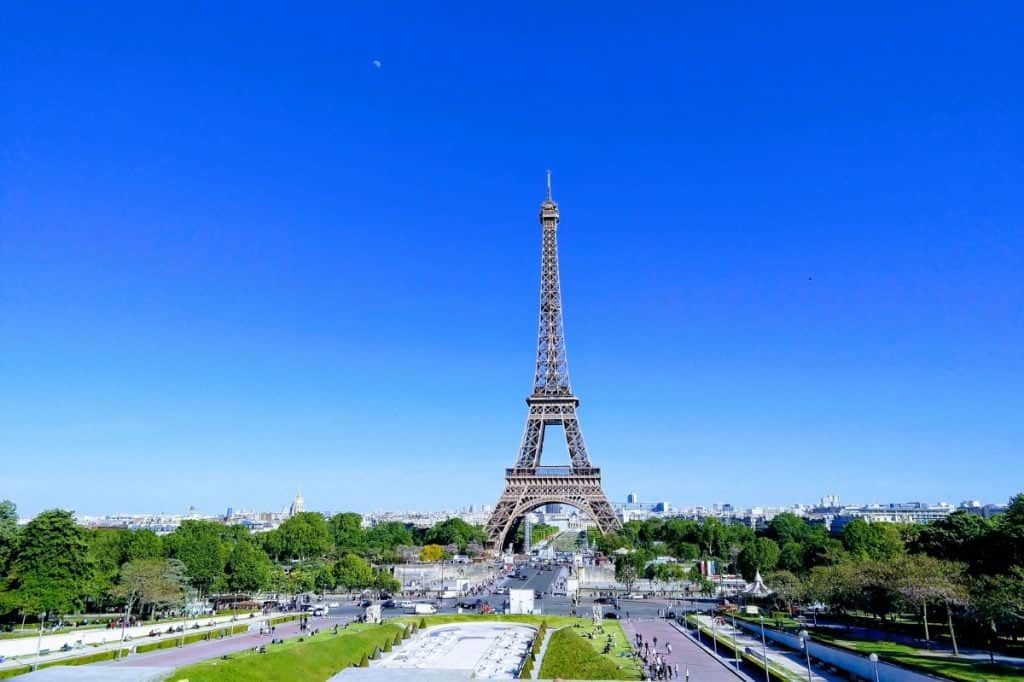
310 605 328 616
359 599 372 608
399 600 415 609
603 612 619 619
382 599 398 608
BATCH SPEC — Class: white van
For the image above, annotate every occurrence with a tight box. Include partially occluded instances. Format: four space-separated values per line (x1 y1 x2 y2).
413 603 437 615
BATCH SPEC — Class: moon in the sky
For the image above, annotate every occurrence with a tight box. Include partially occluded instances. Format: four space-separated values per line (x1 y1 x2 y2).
372 59 382 69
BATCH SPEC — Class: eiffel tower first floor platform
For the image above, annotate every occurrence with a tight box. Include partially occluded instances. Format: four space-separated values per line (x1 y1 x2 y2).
484 466 622 552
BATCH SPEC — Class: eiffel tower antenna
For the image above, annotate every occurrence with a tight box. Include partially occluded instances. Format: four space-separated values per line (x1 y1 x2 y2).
485 176 621 552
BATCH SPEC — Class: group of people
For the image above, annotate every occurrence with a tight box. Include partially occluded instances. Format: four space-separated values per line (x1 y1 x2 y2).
634 631 684 681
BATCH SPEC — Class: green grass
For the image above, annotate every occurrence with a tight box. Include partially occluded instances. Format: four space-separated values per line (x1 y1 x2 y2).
814 635 1024 682
168 623 403 682
539 627 637 680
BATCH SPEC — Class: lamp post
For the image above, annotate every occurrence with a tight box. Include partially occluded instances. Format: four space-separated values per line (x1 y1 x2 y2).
759 615 770 682
731 613 740 669
798 630 813 682
32 612 45 671
711 612 719 658
869 653 880 682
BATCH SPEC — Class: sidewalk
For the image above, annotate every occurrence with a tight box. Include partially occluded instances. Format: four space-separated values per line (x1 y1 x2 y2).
622 618 741 681
0 613 277 673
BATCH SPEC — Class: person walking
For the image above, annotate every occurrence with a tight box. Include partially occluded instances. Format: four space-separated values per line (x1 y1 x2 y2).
667 642 672 655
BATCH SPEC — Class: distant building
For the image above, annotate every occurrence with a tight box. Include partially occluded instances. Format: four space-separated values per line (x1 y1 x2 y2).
626 492 639 505
289 490 306 517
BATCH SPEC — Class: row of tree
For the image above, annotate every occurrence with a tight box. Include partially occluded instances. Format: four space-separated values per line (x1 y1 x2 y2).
601 493 1024 652
0 503 484 623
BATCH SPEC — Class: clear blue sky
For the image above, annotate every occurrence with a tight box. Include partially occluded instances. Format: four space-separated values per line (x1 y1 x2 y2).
2 4 1022 517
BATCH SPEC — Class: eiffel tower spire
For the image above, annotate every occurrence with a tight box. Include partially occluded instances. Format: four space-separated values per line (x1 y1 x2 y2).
533 170 572 397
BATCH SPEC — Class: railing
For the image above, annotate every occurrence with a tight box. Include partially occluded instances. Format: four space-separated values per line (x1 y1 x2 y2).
506 467 601 477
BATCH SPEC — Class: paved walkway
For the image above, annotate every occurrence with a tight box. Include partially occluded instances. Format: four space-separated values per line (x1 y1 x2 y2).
622 619 741 681
109 616 335 669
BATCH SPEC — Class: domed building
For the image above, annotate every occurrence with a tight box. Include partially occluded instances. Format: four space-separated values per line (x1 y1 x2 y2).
289 489 306 517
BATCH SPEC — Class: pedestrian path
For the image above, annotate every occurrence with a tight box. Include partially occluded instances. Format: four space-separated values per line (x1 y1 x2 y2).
692 615 841 682
622 618 741 681
110 616 324 669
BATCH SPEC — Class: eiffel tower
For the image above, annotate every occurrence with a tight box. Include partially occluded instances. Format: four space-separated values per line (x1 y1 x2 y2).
485 173 621 551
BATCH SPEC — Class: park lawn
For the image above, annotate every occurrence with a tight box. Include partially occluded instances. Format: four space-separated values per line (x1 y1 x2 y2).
168 623 403 682
539 625 639 680
821 637 1023 682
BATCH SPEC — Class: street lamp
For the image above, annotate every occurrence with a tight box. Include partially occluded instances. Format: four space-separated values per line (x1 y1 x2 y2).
731 613 740 669
869 653 880 682
759 615 770 682
798 630 813 682
711 612 719 657
32 612 46 671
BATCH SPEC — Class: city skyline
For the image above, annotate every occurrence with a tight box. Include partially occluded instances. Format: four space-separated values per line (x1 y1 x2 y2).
3 5 1022 516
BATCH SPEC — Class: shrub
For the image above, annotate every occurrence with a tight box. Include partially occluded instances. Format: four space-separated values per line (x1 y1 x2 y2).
383 639 392 652
394 632 402 646
419 617 427 629
359 653 369 667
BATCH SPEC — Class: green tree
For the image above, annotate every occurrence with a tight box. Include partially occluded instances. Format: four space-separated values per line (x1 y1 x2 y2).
6 509 93 617
766 513 813 546
777 541 806 574
0 500 18 572
287 567 315 594
841 520 905 561
225 541 274 592
895 555 968 648
335 553 375 590
614 550 648 592
736 537 781 580
971 567 1024 662
164 520 227 595
766 570 804 612
113 558 187 619
87 528 130 606
374 571 401 595
315 564 336 592
424 518 485 551
278 512 331 562
126 530 164 561
329 513 366 553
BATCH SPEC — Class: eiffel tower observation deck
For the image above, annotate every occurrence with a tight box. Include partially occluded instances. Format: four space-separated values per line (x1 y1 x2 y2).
485 173 621 551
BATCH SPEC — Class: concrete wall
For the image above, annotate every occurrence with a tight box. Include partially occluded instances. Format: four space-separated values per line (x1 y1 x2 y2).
733 620 934 682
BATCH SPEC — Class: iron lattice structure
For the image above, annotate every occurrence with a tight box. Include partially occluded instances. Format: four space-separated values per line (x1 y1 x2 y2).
485 175 621 551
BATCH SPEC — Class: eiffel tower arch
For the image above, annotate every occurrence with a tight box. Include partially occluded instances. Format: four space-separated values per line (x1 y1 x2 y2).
485 174 621 552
